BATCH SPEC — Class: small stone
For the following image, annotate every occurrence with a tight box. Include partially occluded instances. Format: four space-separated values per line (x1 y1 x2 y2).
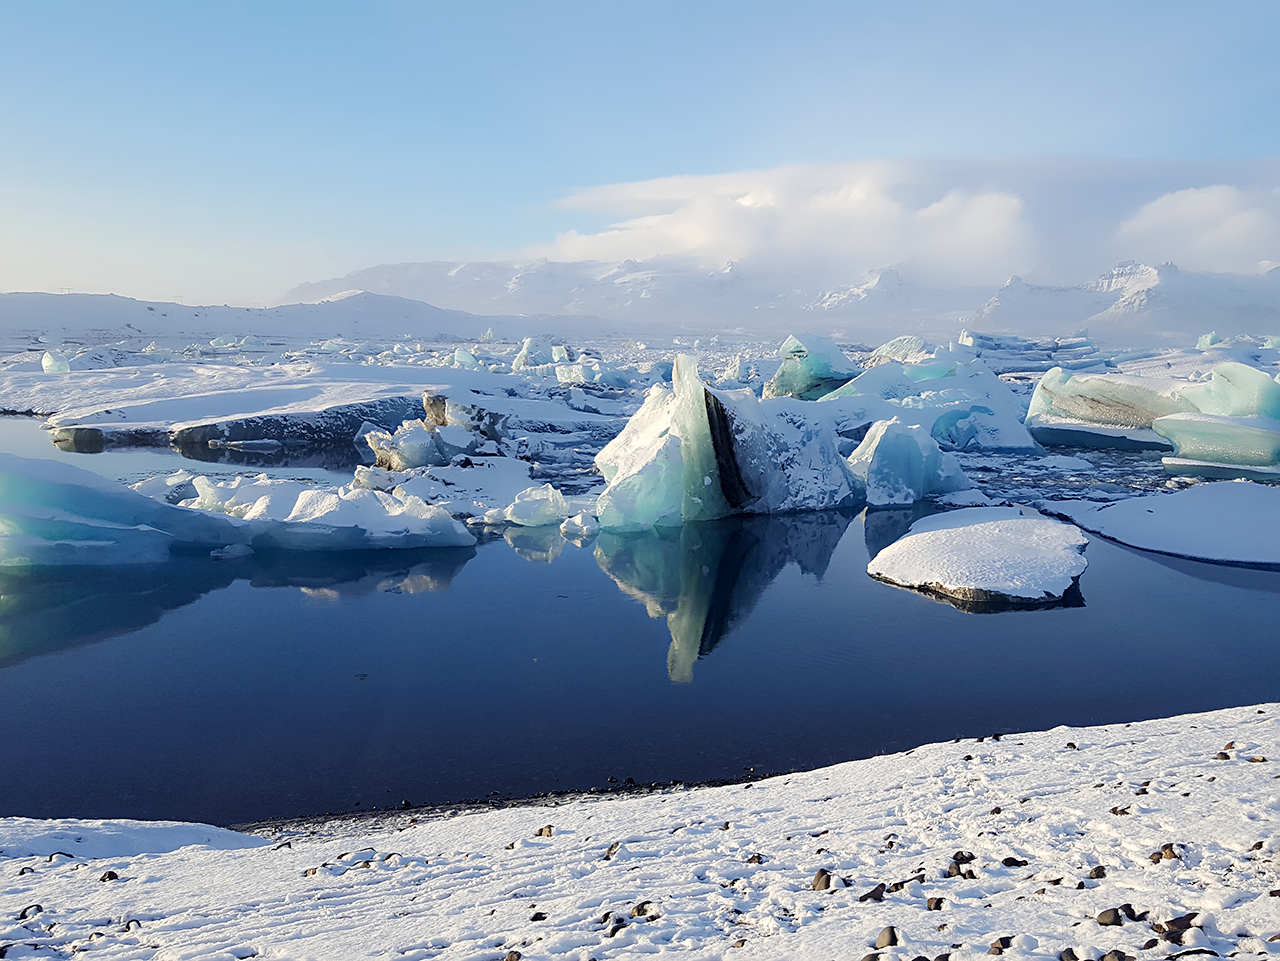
946 861 962 878
603 842 621 860
927 897 945 911
876 926 901 948
1215 752 1231 760
631 901 652 918
1100 951 1129 961
1247 756 1267 762
746 853 764 864
1224 741 1235 750
990 806 1002 814
1066 742 1077 750
535 825 554 837
1089 866 1107 879
99 871 119 882
1059 950 1078 961
1109 806 1131 815
1143 940 1159 950
607 920 626 937
1251 841 1263 851
859 883 887 903
505 953 522 961
733 940 747 949
989 937 1014 955
812 868 832 891
1001 857 1029 867
1097 908 1123 926
953 851 976 864
530 911 547 922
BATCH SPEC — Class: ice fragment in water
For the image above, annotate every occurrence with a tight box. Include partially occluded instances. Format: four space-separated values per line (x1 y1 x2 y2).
762 334 860 400
1153 413 1280 467
503 484 570 527
847 418 971 506
560 512 600 539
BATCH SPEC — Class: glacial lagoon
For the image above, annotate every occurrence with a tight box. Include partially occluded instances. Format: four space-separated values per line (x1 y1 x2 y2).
2 417 1279 825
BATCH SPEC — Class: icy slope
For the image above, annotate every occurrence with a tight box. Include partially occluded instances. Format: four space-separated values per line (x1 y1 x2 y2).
1 703 1277 959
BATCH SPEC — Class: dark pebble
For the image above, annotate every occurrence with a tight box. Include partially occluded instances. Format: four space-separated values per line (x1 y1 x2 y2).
859 883 887 903
875 926 900 948
1089 866 1107 879
1001 857 1029 867
812 868 832 891
746 853 764 864
927 897 945 911
603 842 621 860
1059 950 1078 961
99 871 119 882
631 901 652 918
505 953 522 961
1097 908 1123 926
530 912 547 922
535 825 553 837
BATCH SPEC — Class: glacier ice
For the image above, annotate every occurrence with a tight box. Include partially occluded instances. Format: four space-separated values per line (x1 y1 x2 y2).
1152 414 1280 468
41 350 71 373
560 511 600 540
820 354 1037 451
1175 362 1280 419
867 507 1089 609
761 334 860 400
595 355 864 531
846 418 971 506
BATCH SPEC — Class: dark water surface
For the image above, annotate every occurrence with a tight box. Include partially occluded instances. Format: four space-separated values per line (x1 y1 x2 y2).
3 415 1279 825
3 502 1279 825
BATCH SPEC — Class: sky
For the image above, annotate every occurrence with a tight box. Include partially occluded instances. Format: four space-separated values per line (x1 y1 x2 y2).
2 1 1279 305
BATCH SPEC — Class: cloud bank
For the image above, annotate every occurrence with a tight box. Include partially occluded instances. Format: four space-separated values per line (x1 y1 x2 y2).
532 160 1280 286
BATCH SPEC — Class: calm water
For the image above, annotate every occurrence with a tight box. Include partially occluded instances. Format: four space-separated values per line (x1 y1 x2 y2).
2 417 1280 825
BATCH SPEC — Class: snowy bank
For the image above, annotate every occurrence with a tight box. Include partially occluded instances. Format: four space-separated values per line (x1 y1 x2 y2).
1 703 1278 959
867 507 1089 609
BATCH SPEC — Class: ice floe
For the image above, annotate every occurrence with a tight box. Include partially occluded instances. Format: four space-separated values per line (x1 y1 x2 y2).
1049 480 1280 566
867 506 1089 609
847 418 971 506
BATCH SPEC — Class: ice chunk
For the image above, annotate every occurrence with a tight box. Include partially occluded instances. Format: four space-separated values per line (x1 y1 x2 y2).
1027 367 1194 429
1051 481 1280 565
41 350 70 373
762 334 860 400
1197 331 1223 349
869 335 934 365
502 483 570 527
452 347 481 369
596 356 864 530
512 336 555 371
867 507 1088 609
556 360 628 388
560 512 599 539
1152 413 1280 467
847 418 971 506
1176 362 1280 419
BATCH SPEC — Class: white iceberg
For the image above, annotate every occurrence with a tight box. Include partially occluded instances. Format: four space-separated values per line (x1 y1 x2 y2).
867 507 1089 608
761 333 860 400
847 418 971 506
595 355 864 531
560 512 599 539
1050 480 1280 565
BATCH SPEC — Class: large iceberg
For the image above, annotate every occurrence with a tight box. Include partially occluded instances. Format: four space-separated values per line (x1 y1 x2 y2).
1026 361 1280 462
867 507 1089 610
595 355 864 531
847 418 971 506
819 350 1038 451
762 334 860 400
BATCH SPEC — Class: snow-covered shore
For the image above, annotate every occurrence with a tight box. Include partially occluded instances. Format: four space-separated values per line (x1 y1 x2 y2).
3 704 1277 960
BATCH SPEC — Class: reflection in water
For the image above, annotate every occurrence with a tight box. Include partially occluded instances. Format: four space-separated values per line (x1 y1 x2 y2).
596 512 854 682
862 504 944 560
0 547 476 669
504 526 567 564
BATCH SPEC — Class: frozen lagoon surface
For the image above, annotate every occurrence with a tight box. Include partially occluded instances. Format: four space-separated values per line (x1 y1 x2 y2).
2 416 1280 825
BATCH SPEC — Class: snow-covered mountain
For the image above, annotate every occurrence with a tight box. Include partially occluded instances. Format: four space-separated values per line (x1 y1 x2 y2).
970 262 1280 344
283 258 992 340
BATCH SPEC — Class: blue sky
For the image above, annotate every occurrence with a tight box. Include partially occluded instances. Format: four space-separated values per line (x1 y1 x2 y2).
2 1 1278 303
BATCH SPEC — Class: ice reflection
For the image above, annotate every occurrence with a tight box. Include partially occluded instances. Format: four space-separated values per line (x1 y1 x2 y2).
0 546 476 668
595 512 854 682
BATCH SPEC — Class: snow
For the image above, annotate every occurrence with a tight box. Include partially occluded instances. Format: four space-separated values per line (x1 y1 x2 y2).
867 507 1088 606
2 703 1278 959
1049 481 1280 566
847 418 971 506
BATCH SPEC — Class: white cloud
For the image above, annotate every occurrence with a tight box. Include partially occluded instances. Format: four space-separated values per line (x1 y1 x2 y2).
534 163 1034 286
1116 185 1280 273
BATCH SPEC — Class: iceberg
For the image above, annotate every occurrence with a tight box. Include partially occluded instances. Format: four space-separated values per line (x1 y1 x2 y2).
1152 413 1280 468
595 355 864 531
867 507 1089 610
499 484 570 527
847 418 971 506
820 354 1037 451
762 334 860 400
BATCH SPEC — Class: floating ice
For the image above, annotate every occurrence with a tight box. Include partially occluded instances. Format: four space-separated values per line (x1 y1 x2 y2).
560 511 599 539
1050 481 1280 565
867 507 1089 609
41 350 70 373
868 334 934 365
1176 362 1280 418
500 484 570 527
820 355 1037 450
512 336 556 371
847 418 971 506
762 334 860 400
595 355 863 530
1152 413 1280 468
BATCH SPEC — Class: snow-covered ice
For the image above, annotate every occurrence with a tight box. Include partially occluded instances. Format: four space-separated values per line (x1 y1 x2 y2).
867 507 1089 607
1 703 1277 959
1049 480 1280 566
